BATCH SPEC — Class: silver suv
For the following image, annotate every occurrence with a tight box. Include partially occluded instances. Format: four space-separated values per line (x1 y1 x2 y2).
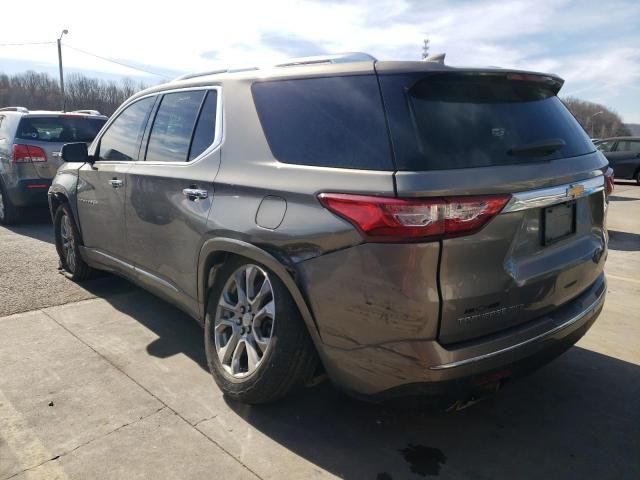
0 107 106 224
49 53 608 405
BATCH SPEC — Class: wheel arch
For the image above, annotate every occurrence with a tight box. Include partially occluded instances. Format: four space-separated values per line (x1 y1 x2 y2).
198 238 322 343
48 169 81 232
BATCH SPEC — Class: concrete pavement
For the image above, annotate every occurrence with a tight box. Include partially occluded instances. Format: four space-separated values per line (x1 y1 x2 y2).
0 183 639 479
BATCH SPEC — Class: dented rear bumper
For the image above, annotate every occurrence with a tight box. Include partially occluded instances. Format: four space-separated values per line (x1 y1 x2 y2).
310 271 605 397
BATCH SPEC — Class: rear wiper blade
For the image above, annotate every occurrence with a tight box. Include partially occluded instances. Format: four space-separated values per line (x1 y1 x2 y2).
508 138 566 157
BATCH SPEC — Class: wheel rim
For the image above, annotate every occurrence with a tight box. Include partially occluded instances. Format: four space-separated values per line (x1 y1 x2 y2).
214 265 275 378
60 214 77 272
0 190 5 221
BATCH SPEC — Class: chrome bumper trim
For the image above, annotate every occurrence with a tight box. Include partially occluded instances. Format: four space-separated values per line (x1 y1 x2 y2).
503 175 604 212
429 285 606 370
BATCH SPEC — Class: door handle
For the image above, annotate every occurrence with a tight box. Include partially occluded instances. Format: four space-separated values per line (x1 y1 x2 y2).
109 179 123 189
182 188 208 200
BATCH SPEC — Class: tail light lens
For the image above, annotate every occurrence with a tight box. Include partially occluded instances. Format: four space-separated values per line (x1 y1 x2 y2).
12 144 47 163
604 167 614 197
318 193 511 242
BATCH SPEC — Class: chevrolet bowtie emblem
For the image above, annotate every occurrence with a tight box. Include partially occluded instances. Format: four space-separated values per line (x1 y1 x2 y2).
566 184 584 199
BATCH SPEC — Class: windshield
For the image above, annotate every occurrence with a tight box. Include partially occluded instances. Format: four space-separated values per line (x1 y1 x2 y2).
379 73 595 170
17 116 106 143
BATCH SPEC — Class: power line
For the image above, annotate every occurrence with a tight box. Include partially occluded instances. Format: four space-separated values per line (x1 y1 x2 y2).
62 43 171 79
0 41 55 47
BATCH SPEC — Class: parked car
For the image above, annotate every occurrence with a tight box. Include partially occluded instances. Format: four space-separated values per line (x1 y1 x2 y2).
0 108 107 224
49 54 608 405
595 136 640 184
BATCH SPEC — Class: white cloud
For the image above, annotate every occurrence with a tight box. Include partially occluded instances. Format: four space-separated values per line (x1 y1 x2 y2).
1 0 639 120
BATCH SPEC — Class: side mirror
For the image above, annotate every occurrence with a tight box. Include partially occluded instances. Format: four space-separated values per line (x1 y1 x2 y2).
61 142 90 163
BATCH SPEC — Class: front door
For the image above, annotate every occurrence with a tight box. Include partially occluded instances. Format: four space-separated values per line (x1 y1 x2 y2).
125 89 221 314
77 96 156 261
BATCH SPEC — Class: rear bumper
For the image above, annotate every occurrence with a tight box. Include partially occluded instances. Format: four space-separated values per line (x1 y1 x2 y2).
316 273 606 398
8 179 51 207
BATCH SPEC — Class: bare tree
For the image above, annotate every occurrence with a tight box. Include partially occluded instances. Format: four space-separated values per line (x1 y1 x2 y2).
562 97 630 138
0 70 150 116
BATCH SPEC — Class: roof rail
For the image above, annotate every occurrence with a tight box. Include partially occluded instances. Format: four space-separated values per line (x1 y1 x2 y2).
0 106 28 113
173 69 229 81
172 52 377 82
71 109 103 116
274 52 376 67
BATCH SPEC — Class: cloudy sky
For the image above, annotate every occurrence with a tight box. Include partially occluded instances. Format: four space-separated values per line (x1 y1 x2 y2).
1 0 639 121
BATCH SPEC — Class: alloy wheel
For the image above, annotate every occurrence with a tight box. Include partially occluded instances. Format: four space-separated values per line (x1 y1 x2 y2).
60 214 77 272
0 190 5 221
214 264 275 378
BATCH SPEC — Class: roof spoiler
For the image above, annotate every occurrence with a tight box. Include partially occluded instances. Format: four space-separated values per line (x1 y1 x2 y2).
0 106 28 113
422 53 446 64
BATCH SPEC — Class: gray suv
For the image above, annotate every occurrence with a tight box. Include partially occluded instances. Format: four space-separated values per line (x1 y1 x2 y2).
49 54 608 405
0 107 107 224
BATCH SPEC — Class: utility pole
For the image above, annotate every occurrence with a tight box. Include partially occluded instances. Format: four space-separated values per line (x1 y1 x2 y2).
57 29 68 112
422 38 430 59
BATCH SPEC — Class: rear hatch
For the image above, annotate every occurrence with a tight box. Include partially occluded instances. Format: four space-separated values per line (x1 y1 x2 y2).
14 114 106 179
377 65 608 344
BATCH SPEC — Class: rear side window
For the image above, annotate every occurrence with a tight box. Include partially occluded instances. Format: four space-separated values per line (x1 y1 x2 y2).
188 90 218 160
99 97 155 161
252 75 393 170
146 91 205 163
379 73 595 171
17 116 106 143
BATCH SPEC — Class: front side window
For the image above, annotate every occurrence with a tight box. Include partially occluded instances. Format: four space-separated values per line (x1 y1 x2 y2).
618 140 640 153
596 140 615 152
146 91 205 163
99 97 155 161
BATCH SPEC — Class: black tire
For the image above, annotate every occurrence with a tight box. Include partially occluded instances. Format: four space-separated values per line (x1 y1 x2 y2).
54 203 93 281
635 169 640 186
205 257 318 404
0 181 20 225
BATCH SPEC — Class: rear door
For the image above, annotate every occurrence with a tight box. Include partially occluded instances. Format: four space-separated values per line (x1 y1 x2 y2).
125 88 221 314
14 115 106 179
378 68 608 344
607 140 640 179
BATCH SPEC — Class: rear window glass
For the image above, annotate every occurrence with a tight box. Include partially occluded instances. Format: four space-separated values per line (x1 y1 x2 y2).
17 116 106 143
379 73 595 171
252 75 393 170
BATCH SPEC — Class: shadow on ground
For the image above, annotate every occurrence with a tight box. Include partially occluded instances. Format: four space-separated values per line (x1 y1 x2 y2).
95 288 640 479
5 207 54 244
608 195 638 202
608 230 640 252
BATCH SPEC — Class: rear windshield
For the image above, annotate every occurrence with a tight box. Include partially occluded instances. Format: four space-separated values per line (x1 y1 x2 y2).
379 73 595 170
252 75 393 170
17 116 106 143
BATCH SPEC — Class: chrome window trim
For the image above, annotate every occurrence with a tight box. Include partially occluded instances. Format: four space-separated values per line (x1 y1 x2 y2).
502 175 604 213
430 285 606 370
92 86 223 167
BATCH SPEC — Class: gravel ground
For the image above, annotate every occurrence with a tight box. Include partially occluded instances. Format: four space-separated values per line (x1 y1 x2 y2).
0 209 129 317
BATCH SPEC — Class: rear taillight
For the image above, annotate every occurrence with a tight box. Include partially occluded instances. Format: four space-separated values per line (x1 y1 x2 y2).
12 144 47 163
604 167 614 197
318 193 511 242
